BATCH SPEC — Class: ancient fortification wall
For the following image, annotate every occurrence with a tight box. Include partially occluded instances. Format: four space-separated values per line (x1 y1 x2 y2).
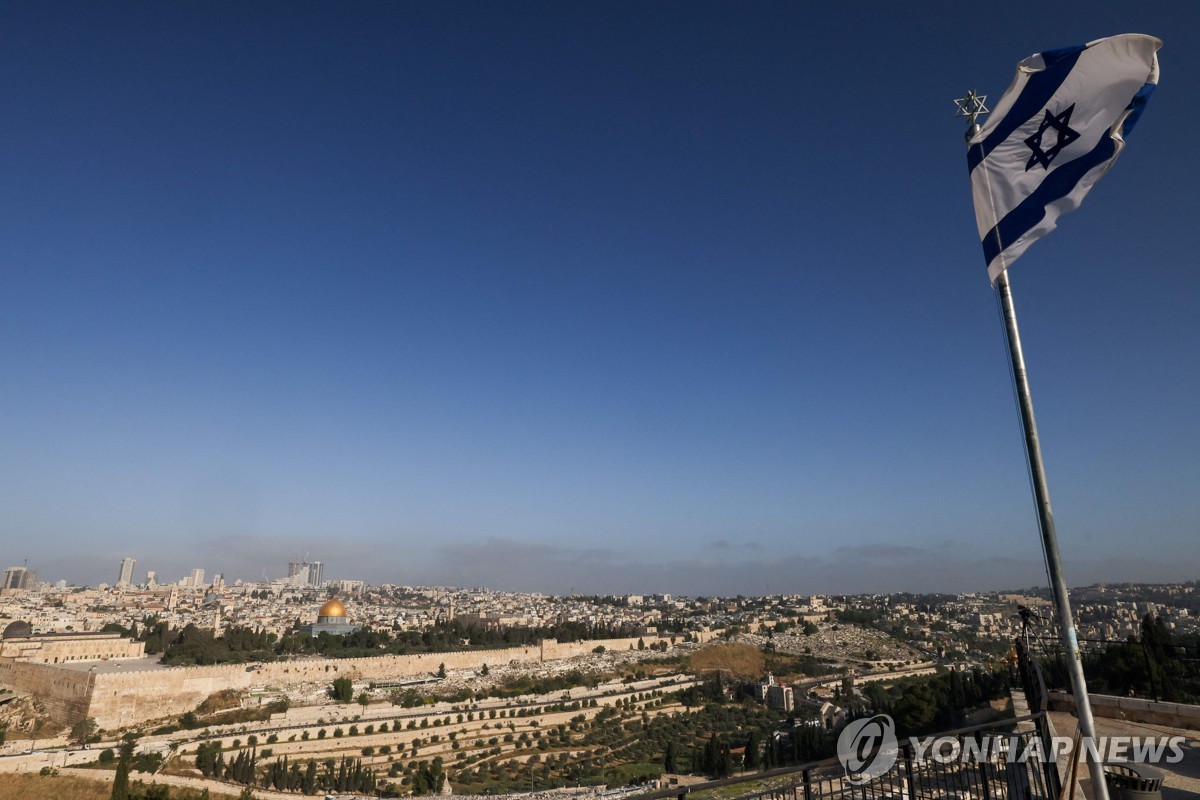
84 644 545 729
4 635 668 729
540 636 655 659
0 659 94 725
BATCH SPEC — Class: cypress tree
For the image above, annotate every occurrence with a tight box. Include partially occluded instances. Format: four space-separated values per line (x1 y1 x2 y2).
303 760 317 794
663 740 678 773
110 739 135 800
744 730 760 770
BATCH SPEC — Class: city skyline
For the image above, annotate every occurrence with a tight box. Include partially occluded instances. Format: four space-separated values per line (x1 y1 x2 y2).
6 542 1197 598
2 4 1198 596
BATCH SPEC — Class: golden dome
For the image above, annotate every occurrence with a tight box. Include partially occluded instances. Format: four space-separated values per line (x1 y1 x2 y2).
318 599 346 618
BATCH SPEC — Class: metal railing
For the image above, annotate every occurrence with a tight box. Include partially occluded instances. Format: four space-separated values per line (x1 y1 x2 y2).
1015 638 1064 797
1026 633 1200 703
626 724 1057 800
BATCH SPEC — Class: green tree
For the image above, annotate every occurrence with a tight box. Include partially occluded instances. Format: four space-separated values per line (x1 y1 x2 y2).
133 750 164 773
303 760 317 794
699 733 731 778
437 662 447 679
331 677 353 703
110 739 135 800
663 740 678 773
195 741 223 777
357 691 370 711
744 730 761 771
412 757 446 795
1139 614 1192 701
71 717 99 744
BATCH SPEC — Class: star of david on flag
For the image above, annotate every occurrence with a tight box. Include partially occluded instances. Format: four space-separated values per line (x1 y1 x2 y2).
967 34 1161 282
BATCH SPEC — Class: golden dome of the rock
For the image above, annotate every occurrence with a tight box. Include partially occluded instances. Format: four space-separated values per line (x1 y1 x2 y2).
318 599 346 618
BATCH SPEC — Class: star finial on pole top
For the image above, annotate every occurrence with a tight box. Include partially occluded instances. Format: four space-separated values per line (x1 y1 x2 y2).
954 90 990 139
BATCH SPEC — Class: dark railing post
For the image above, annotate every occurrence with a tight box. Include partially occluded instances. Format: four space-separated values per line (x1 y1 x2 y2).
902 744 917 800
1141 637 1160 702
976 734 992 800
1039 705 1061 794
801 768 812 800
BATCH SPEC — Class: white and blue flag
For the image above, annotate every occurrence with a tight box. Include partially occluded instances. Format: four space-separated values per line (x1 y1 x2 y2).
968 34 1160 282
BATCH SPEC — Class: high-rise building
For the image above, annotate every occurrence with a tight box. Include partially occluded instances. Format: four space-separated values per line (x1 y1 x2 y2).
2 566 37 591
211 573 225 591
190 568 205 588
117 557 136 587
146 571 157 588
4 567 28 590
287 558 325 586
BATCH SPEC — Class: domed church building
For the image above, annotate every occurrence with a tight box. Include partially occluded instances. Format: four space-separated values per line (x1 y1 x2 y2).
303 598 361 637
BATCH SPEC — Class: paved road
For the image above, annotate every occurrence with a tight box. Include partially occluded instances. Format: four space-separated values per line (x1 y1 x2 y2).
1049 711 1200 800
57 765 297 799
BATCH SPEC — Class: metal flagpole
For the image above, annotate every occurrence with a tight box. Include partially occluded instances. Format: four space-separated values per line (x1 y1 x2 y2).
956 91 1110 800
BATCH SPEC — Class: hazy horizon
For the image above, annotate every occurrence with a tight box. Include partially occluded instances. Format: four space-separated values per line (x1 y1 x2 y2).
19 536 1200 598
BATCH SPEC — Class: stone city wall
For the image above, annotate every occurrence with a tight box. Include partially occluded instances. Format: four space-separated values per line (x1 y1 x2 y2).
539 636 662 659
1 635 670 729
0 659 94 725
83 635 667 729
84 644 543 729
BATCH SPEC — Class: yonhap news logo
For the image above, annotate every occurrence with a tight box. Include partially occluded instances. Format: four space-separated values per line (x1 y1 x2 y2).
837 714 899 784
837 713 1187 784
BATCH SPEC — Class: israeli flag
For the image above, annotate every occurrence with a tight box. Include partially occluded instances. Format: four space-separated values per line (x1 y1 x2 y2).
968 34 1161 282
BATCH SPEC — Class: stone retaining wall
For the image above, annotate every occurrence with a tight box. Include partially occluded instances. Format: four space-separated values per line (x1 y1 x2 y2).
1048 690 1200 731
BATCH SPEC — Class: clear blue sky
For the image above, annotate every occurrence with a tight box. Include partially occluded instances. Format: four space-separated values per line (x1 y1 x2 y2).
2 2 1196 594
